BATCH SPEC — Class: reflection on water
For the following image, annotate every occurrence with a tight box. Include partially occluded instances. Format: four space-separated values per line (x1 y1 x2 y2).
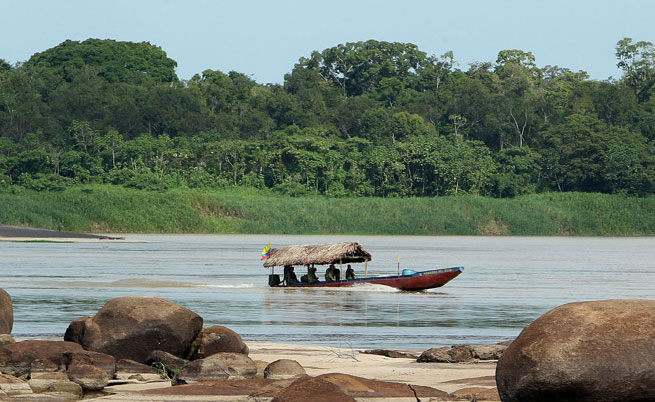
1 235 654 348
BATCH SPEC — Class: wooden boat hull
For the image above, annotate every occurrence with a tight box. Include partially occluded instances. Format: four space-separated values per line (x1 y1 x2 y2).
272 267 463 291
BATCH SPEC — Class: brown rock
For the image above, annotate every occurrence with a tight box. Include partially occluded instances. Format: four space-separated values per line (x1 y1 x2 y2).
271 375 356 402
186 325 249 360
254 360 269 378
0 334 15 345
0 373 32 396
361 349 419 359
496 299 655 402
81 296 203 363
146 350 188 377
471 343 508 360
30 358 60 373
63 350 115 379
66 357 109 391
451 386 500 401
0 289 12 335
116 359 160 374
318 373 450 399
264 359 306 380
418 344 475 363
174 352 256 384
28 371 80 395
0 340 83 377
63 316 90 344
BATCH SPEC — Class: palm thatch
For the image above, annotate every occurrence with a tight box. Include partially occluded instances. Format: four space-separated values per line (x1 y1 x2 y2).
263 242 372 267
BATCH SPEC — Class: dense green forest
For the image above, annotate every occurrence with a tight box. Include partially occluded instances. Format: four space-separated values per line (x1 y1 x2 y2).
1 38 655 198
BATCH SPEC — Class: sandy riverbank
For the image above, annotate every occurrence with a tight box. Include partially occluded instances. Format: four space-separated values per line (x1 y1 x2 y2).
93 341 497 401
0 224 124 242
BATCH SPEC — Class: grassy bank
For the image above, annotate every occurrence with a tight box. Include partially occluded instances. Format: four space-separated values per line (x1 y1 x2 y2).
1 185 654 236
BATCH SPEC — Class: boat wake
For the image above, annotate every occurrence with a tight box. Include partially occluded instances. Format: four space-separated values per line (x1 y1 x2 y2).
32 278 218 288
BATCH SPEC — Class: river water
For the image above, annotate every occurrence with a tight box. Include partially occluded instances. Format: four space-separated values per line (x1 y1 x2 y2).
1 235 653 349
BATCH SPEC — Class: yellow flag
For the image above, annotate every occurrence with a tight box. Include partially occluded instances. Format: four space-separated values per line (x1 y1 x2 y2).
261 242 271 260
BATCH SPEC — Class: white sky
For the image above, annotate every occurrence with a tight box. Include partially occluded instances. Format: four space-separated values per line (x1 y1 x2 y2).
1 0 654 84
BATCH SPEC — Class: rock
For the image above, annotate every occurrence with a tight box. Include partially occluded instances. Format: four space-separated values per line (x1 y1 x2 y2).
81 296 203 363
65 353 109 391
63 316 90 344
496 299 655 402
146 350 188 377
28 371 81 396
30 359 60 373
116 358 160 374
318 373 450 399
63 350 115 379
254 360 269 378
417 344 475 363
361 349 419 359
451 386 500 401
0 373 32 396
0 334 15 345
264 359 306 380
471 343 509 360
0 340 83 377
271 375 356 402
174 352 256 384
0 289 12 335
186 325 249 360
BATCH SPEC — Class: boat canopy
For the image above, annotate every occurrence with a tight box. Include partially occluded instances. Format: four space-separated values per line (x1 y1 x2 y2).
263 242 372 268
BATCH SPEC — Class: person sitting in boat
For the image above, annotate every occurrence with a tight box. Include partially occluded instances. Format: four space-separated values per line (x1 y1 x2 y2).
334 265 341 281
346 264 356 280
325 264 336 282
307 266 319 283
284 265 299 284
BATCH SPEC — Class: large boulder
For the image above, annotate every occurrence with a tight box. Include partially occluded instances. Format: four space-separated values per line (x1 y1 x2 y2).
496 299 655 402
0 340 83 377
80 296 203 363
0 289 12 335
186 325 249 360
264 359 306 380
174 352 257 384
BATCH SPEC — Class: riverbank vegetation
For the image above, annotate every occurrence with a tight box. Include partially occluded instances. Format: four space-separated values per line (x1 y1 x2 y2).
1 185 653 236
2 38 655 236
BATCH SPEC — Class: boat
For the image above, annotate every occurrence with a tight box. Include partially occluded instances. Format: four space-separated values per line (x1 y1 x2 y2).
262 242 463 291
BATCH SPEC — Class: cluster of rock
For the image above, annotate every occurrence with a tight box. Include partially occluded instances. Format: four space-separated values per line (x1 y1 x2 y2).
417 341 511 363
0 293 308 400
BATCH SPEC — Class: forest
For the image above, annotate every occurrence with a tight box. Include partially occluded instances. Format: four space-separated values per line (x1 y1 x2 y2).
1 38 655 198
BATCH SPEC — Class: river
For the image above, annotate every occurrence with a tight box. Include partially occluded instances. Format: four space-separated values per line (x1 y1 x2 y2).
1 235 653 349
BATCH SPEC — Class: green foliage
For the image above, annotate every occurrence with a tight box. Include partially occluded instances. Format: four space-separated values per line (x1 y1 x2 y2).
1 37 655 200
0 185 653 236
26 39 178 84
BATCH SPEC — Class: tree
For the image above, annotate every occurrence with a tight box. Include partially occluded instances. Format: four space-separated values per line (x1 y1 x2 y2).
26 39 178 84
616 38 655 103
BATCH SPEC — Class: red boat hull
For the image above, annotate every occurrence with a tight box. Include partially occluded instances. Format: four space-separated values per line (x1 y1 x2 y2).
272 267 463 291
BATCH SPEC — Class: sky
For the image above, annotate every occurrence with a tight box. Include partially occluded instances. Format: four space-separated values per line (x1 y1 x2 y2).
1 0 654 84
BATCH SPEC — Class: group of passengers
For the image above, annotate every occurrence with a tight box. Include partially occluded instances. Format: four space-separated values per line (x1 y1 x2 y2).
283 263 356 285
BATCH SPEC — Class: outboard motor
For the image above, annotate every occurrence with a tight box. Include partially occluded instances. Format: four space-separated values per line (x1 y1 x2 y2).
268 274 281 286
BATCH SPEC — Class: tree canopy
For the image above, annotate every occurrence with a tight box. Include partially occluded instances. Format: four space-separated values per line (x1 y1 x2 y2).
1 38 654 197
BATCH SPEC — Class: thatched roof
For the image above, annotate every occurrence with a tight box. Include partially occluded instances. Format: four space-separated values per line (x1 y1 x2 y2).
263 242 372 267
